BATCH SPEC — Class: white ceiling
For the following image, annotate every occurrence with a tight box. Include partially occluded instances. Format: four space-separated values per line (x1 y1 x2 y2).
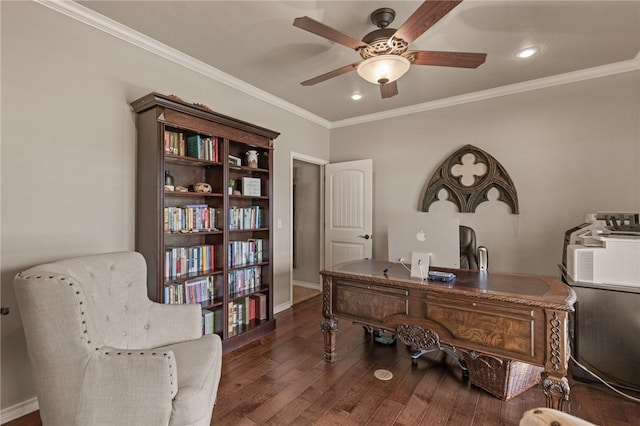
75 0 640 124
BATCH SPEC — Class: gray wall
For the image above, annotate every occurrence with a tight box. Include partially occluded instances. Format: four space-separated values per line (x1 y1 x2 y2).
0 1 329 413
330 71 640 276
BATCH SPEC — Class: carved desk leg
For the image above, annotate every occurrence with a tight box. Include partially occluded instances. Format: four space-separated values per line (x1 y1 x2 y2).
542 310 571 410
542 373 570 411
321 318 339 362
321 276 338 362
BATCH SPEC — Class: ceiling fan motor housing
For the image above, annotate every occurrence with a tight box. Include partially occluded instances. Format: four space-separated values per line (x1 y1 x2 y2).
359 8 409 59
370 8 395 28
359 28 409 59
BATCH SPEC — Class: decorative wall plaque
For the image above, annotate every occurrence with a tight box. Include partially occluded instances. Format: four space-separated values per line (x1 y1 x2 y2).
421 144 519 214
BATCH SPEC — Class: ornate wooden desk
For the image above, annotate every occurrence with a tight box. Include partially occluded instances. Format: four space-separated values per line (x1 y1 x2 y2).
320 259 576 410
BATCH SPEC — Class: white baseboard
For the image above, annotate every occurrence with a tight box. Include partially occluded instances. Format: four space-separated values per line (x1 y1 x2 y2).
274 301 291 314
293 280 321 291
1 397 38 424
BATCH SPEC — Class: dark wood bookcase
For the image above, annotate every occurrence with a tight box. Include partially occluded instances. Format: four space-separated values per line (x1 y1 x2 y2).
131 92 279 353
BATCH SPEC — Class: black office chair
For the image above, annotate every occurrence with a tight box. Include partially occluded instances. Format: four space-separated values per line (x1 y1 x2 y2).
459 225 488 271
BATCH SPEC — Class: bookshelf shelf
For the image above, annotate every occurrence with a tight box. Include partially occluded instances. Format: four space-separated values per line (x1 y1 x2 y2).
165 154 222 167
165 191 225 198
132 92 279 352
165 230 223 236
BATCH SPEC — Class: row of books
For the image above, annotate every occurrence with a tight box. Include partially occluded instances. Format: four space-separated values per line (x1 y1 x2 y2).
165 245 215 279
228 293 267 332
228 239 264 267
165 130 186 156
163 275 216 305
202 309 222 335
164 130 219 162
229 206 263 230
164 205 219 233
228 266 262 296
186 134 220 162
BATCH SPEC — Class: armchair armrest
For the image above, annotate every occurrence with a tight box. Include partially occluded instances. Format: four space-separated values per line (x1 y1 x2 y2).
77 347 178 426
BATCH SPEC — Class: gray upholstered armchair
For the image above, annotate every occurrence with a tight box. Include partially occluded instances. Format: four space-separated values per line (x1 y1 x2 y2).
14 251 222 426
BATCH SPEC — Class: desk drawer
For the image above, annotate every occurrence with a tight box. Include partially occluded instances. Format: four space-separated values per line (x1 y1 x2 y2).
427 294 536 357
333 280 408 324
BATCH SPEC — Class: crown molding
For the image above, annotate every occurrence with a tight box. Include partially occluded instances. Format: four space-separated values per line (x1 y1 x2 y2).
331 55 640 129
35 0 639 131
33 0 332 129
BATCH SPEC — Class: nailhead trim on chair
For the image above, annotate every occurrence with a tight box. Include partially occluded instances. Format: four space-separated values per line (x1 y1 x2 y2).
20 273 95 347
61 277 94 347
98 349 176 397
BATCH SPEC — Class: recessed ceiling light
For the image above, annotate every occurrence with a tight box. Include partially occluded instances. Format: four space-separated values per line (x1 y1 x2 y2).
351 93 363 101
515 46 540 59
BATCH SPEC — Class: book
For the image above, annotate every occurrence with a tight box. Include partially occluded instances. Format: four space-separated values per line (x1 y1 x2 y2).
186 135 202 159
249 297 256 321
250 293 267 320
164 245 215 279
202 309 214 335
164 130 185 156
228 302 234 333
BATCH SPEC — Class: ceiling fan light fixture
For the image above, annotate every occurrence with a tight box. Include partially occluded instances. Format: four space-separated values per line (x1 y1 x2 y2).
356 55 410 85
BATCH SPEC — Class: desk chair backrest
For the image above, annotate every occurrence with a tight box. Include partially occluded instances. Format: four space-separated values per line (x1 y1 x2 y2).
459 225 488 270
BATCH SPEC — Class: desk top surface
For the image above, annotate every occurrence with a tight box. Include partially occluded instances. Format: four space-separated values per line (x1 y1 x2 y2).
321 259 576 311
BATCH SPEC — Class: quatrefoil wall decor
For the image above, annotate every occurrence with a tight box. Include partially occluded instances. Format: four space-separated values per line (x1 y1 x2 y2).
421 144 519 214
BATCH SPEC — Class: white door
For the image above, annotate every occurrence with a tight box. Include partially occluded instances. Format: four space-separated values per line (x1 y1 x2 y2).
324 159 373 268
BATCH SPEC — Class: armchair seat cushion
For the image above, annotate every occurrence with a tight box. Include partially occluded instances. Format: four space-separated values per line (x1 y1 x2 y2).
161 333 222 426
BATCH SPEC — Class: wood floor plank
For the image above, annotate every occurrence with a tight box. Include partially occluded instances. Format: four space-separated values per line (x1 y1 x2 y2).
447 383 481 426
500 397 526 426
339 360 402 424
394 361 447 425
418 365 461 425
472 391 505 426
298 351 378 422
248 360 326 423
367 399 405 426
385 357 428 405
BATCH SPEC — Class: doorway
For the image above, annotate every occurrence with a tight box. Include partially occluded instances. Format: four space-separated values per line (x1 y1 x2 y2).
290 153 327 305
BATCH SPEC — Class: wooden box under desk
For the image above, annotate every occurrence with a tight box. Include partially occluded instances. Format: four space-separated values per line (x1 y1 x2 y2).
320 259 576 410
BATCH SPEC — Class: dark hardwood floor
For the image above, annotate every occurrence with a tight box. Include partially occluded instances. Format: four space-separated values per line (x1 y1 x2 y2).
6 295 640 425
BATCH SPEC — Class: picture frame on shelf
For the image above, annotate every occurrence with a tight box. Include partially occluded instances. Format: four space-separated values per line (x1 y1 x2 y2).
242 177 261 196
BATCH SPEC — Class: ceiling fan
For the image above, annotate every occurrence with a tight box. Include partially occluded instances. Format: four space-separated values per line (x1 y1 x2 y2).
293 0 487 99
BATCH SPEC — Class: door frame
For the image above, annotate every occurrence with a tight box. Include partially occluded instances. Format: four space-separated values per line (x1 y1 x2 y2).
289 152 328 307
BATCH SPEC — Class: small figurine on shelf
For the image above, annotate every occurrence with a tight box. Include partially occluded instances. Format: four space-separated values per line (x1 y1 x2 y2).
193 182 212 193
228 179 235 195
246 150 258 168
165 171 175 191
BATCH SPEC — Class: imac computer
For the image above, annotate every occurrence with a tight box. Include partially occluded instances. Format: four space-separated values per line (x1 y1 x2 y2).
387 217 460 276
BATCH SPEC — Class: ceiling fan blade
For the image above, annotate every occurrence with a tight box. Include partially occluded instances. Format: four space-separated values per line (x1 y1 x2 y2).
380 81 399 99
404 50 487 68
293 16 367 50
300 62 361 86
393 0 463 45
